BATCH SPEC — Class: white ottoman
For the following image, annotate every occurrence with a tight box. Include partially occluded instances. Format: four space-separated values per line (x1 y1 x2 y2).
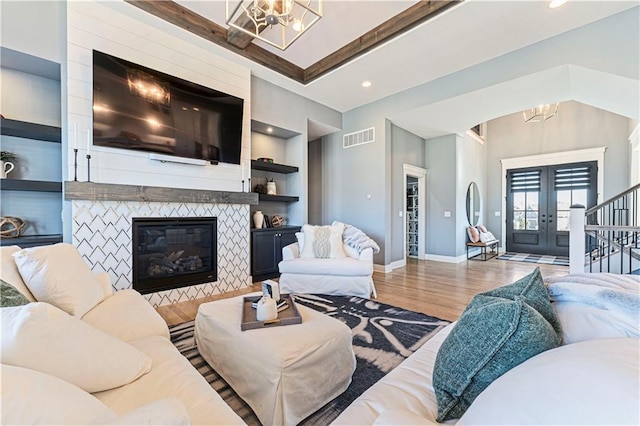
194 293 356 426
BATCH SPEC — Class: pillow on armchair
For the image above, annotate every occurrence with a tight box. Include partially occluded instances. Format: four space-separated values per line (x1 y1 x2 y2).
299 223 347 259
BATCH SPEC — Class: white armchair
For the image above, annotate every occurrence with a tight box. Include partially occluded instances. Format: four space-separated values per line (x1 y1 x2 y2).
277 223 378 299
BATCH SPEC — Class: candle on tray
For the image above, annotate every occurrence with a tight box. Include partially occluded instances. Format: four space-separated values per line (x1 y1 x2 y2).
73 123 78 149
87 128 91 155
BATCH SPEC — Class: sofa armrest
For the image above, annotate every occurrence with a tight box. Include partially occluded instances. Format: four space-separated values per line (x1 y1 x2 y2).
282 243 300 260
358 247 374 262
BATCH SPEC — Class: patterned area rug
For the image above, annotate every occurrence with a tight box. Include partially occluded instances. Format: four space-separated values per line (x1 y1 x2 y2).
497 252 570 266
169 294 450 425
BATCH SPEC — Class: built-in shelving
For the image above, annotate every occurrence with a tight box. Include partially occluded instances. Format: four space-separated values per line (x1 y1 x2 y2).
1 48 63 248
407 181 419 258
251 225 301 234
0 118 61 143
251 160 299 174
2 179 62 192
0 234 63 248
258 194 299 203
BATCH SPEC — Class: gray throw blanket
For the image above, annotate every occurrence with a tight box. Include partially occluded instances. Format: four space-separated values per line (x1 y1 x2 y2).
545 273 640 320
333 221 380 254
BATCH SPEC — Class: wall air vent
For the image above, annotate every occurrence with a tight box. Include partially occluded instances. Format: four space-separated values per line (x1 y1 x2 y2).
343 127 375 149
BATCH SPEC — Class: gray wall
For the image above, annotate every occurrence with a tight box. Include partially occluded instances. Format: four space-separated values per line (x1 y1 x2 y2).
0 1 64 63
456 133 488 256
251 77 341 136
321 105 387 264
390 124 426 262
308 138 323 225
485 100 632 242
425 134 458 257
252 77 342 226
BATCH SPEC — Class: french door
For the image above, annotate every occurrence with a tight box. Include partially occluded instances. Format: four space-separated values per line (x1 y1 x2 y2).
506 161 597 256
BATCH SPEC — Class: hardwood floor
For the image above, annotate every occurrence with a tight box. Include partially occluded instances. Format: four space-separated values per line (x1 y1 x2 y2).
155 258 569 325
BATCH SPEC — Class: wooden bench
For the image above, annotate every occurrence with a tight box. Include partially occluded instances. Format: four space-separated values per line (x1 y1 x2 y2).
466 240 499 261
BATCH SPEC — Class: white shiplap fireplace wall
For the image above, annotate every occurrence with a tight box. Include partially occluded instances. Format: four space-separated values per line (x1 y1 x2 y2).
66 1 253 306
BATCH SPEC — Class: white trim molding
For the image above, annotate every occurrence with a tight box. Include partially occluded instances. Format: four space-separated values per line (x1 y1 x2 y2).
500 147 606 251
374 259 406 274
424 253 467 263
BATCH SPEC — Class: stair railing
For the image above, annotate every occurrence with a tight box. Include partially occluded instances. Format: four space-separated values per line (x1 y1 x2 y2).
572 183 640 274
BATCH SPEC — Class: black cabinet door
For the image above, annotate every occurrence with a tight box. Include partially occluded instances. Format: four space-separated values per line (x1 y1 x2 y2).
277 229 299 262
251 227 300 281
252 230 279 277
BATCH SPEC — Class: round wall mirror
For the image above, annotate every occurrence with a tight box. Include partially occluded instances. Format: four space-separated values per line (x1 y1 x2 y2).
466 182 480 226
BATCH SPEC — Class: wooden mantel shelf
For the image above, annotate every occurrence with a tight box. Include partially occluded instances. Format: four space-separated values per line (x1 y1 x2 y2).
64 181 259 205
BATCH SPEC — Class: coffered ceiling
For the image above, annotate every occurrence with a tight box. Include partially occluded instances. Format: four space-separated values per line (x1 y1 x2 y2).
126 1 638 138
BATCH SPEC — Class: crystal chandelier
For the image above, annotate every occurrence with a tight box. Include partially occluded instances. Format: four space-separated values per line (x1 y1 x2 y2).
522 103 559 123
225 0 322 50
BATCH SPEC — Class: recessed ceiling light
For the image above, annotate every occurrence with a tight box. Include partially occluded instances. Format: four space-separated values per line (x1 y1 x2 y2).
549 0 568 8
266 127 273 133
362 81 372 88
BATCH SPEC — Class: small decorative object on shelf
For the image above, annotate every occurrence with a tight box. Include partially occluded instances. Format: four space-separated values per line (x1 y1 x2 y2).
271 215 285 227
257 157 274 163
254 183 267 194
1 151 18 179
253 210 264 229
266 178 276 195
0 216 27 239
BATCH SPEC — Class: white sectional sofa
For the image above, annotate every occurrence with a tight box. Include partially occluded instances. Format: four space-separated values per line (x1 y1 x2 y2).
333 272 640 425
1 244 244 425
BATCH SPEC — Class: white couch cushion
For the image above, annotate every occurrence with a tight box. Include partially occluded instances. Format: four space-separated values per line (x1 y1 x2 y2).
1 302 152 393
457 338 640 425
0 245 36 302
1 364 116 425
279 257 373 276
82 289 170 341
94 335 245 425
13 243 105 317
553 301 640 344
102 398 190 426
333 323 456 425
300 223 346 259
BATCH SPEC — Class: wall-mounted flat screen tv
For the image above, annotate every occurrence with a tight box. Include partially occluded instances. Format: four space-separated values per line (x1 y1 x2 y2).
92 50 243 165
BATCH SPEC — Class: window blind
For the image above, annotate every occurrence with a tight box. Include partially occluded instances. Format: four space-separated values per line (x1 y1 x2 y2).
509 170 541 192
554 165 592 190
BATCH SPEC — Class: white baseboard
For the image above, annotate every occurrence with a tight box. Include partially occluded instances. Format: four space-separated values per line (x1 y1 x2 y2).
424 253 467 263
374 259 406 273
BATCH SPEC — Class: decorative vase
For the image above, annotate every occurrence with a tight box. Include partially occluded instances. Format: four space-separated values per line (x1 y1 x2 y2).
253 210 264 229
1 161 15 179
266 181 276 195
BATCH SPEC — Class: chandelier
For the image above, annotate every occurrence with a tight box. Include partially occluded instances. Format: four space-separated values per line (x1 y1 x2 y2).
522 103 559 123
225 0 322 50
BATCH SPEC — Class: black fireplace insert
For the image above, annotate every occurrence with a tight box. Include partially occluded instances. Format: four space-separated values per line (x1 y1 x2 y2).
132 217 217 294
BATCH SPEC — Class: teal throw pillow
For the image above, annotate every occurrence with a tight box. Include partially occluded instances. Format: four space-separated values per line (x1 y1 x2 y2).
1 279 30 307
432 267 562 421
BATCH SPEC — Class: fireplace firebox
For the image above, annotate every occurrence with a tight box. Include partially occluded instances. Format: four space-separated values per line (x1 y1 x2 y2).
132 217 217 294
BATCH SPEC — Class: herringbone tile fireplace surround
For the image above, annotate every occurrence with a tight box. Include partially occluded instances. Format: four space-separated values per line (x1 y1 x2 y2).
71 199 251 307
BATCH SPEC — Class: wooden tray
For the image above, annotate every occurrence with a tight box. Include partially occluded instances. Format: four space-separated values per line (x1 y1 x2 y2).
241 293 302 331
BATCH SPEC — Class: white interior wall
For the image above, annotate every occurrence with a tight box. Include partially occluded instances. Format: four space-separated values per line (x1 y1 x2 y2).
65 1 251 191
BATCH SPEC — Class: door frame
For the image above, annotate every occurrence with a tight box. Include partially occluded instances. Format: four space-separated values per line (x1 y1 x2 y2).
500 147 605 252
403 164 427 260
